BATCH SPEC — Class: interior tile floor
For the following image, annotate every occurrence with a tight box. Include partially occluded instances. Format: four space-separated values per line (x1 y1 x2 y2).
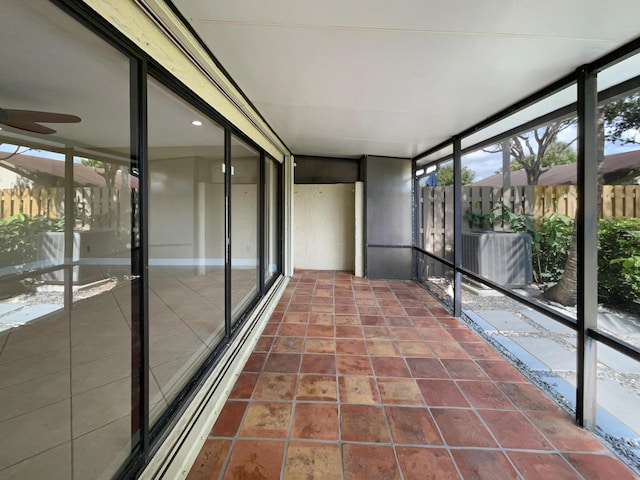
0 265 257 479
188 270 639 480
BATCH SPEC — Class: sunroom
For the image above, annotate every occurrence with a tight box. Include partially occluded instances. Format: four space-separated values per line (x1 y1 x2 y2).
1 1 640 479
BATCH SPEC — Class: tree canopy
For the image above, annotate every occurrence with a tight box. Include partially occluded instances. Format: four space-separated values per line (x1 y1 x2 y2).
436 165 475 186
509 140 577 171
80 158 120 188
604 92 640 145
486 119 576 185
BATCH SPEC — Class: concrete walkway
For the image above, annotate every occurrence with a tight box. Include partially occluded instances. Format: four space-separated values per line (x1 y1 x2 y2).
465 301 640 465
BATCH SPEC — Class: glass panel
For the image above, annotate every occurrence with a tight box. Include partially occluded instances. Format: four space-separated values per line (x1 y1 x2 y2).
230 135 259 323
598 52 640 92
415 251 453 310
147 77 226 425
596 347 640 465
461 274 577 412
457 92 581 431
367 247 412 280
460 108 578 318
597 71 640 346
415 144 453 168
264 157 280 285
461 85 576 150
0 1 134 478
420 160 453 258
595 59 640 460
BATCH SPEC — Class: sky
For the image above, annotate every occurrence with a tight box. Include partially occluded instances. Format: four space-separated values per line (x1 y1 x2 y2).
0 142 69 162
461 124 640 182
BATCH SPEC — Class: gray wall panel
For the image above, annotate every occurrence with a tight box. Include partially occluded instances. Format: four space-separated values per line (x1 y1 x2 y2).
366 156 412 245
365 156 412 279
367 247 412 280
295 156 360 184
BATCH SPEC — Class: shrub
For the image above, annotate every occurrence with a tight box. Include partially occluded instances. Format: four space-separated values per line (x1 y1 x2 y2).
0 213 64 271
503 208 573 288
532 212 574 288
598 217 640 312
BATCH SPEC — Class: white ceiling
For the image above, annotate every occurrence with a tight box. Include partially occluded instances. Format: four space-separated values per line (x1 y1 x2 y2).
172 0 640 159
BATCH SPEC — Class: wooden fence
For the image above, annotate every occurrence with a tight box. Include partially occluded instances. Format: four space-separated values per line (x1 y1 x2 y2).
1 187 130 230
525 185 639 218
422 184 640 260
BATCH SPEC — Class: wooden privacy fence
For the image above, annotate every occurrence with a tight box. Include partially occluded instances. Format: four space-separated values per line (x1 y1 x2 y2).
422 184 640 259
527 185 639 218
1 187 62 219
1 187 130 230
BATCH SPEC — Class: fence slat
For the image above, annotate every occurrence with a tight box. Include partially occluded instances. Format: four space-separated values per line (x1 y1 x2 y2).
421 185 639 251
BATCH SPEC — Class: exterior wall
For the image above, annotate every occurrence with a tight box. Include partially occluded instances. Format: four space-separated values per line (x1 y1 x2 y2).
0 169 19 189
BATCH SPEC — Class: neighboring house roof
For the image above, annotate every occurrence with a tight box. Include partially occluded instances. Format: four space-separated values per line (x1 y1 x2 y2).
473 149 640 186
0 152 137 187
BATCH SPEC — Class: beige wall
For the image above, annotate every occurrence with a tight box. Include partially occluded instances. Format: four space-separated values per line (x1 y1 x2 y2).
149 158 196 259
294 184 355 271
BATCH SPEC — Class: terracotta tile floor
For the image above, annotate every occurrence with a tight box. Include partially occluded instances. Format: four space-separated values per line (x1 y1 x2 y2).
188 271 639 479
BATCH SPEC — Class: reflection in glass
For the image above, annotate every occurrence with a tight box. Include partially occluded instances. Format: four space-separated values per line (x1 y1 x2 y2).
0 1 134 477
415 250 453 309
147 77 226 425
264 157 280 285
230 135 260 323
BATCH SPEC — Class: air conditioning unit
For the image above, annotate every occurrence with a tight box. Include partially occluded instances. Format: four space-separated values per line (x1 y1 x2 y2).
462 231 532 287
36 230 115 284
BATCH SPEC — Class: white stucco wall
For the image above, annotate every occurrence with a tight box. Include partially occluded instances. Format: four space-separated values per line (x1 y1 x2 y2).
294 184 355 271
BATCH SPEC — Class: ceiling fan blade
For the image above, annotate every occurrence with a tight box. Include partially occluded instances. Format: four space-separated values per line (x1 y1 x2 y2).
3 109 81 124
0 119 57 134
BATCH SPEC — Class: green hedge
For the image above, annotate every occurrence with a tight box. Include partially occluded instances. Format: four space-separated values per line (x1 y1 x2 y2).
505 210 573 288
507 211 640 312
532 212 574 288
598 217 640 313
0 213 64 271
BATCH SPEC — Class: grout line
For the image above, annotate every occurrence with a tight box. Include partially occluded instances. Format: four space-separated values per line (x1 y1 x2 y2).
195 272 634 479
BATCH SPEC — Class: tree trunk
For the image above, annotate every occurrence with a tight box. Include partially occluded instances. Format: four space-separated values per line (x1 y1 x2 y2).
542 221 578 305
542 106 605 306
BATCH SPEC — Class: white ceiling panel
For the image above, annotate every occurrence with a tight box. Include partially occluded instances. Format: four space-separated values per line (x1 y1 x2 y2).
173 0 640 158
177 0 640 41
253 102 467 157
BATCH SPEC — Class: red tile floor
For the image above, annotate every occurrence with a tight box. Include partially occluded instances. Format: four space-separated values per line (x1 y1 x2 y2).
188 271 639 479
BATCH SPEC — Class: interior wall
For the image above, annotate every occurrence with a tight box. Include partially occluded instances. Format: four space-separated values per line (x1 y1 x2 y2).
149 155 258 265
149 158 196 259
294 184 355 271
203 184 258 264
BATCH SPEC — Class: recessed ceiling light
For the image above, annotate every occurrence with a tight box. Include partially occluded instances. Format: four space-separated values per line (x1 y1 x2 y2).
191 120 202 126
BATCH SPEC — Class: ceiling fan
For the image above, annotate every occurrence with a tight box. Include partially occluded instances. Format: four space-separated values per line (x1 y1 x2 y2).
0 107 81 134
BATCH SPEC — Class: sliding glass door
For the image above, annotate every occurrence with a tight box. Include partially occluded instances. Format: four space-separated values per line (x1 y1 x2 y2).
0 2 283 478
230 135 260 324
146 77 227 426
